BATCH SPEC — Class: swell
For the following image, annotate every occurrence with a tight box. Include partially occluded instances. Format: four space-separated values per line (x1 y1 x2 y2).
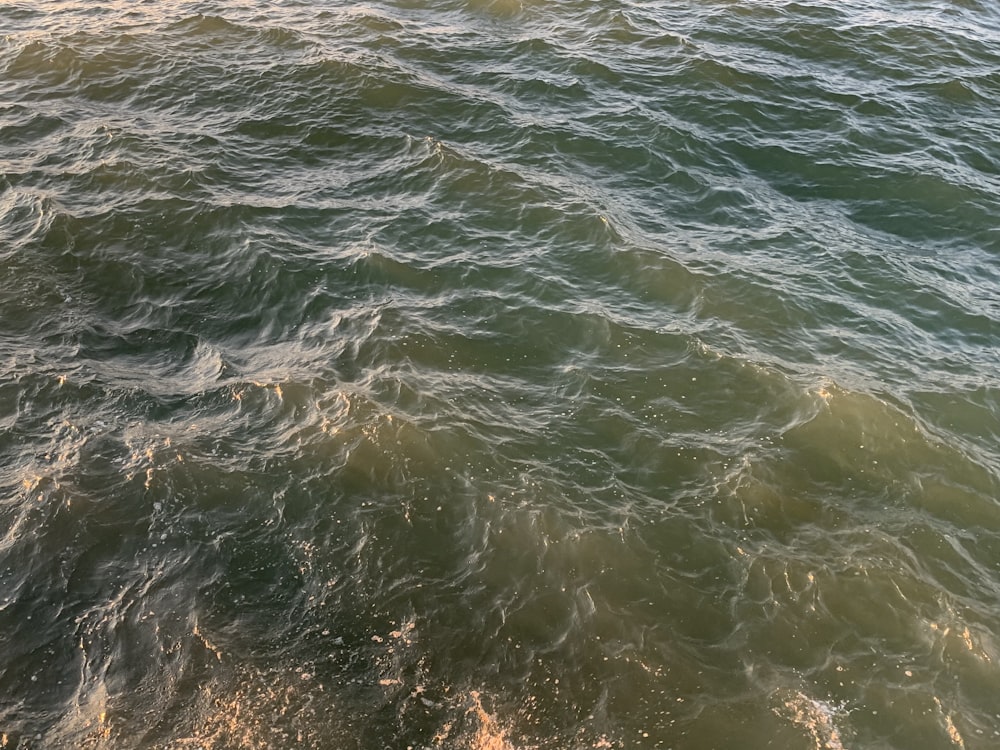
2 1 1000 748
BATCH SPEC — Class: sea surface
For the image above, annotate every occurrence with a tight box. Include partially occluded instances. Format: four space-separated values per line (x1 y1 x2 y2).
1 1 999 748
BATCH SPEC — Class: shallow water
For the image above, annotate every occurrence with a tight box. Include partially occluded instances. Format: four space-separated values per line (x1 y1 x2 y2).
1 1 999 748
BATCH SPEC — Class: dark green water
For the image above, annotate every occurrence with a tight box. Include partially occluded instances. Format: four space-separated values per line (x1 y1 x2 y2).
2 1 999 748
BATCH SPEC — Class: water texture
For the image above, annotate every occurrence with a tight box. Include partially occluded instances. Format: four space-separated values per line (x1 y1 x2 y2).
1 1 999 748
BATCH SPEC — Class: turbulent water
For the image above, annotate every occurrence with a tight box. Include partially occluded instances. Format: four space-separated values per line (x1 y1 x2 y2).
2 1 999 748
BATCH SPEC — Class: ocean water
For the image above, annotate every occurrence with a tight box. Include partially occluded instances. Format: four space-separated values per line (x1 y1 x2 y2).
1 0 999 748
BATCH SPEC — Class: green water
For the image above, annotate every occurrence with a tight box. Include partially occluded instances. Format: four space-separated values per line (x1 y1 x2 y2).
1 1 999 748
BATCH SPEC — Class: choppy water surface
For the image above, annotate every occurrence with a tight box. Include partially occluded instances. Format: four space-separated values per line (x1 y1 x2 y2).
2 1 999 747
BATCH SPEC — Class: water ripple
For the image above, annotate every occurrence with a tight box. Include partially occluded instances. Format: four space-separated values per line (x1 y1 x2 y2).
2 1 999 748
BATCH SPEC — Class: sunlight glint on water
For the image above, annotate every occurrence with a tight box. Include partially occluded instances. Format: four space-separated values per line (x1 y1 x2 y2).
1 0 999 748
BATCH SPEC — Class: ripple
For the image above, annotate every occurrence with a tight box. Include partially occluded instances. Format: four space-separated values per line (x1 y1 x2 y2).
2 0 1000 747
